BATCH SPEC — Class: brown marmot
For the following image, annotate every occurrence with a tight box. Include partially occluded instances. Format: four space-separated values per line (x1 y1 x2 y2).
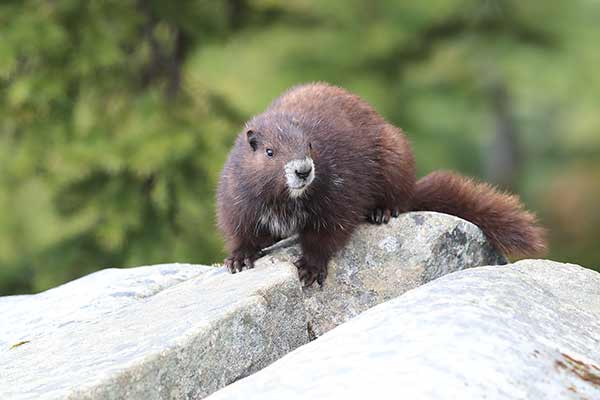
216 82 546 286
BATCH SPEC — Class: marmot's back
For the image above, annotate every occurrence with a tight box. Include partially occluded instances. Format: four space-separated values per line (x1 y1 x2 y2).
268 82 387 130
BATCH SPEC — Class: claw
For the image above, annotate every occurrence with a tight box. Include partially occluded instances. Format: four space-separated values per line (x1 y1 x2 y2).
382 209 391 224
233 259 242 272
368 207 397 224
367 209 379 224
244 257 254 269
316 270 326 286
297 264 312 286
303 273 316 287
224 258 235 273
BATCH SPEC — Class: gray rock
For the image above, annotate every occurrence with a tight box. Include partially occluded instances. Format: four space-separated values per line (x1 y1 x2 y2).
208 260 600 400
0 262 308 400
266 211 506 337
0 212 510 399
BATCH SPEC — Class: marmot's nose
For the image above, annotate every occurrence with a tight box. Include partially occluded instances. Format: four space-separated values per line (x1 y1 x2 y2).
295 167 312 180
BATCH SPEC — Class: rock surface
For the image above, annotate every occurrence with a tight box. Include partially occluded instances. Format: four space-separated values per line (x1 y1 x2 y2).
267 211 506 337
0 262 308 400
208 260 600 400
0 212 511 399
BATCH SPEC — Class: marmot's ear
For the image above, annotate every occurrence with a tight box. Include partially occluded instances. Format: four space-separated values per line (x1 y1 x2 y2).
246 130 258 151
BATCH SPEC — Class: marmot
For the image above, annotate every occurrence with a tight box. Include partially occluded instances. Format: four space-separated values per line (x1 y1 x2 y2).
217 83 546 286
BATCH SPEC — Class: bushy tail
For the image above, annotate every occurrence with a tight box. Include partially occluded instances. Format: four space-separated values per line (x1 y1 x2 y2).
410 170 547 257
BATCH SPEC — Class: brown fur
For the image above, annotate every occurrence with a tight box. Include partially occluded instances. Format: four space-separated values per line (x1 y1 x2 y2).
411 171 546 257
217 82 546 286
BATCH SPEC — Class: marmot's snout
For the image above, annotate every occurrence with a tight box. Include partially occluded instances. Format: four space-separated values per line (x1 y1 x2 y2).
284 157 315 198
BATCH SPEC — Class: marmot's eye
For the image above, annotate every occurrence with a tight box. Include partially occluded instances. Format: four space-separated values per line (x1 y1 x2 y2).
308 142 313 150
266 148 274 157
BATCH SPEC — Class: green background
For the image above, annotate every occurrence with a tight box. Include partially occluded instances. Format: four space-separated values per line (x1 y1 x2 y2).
2 0 599 295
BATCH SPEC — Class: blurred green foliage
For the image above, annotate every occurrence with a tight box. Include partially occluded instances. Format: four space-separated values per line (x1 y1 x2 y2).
1 0 599 295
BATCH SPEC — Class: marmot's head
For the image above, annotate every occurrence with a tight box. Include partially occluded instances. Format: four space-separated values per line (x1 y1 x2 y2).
244 113 315 198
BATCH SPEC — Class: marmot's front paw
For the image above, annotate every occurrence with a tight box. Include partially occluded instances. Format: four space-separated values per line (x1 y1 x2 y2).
295 257 327 287
224 254 256 273
367 207 400 224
